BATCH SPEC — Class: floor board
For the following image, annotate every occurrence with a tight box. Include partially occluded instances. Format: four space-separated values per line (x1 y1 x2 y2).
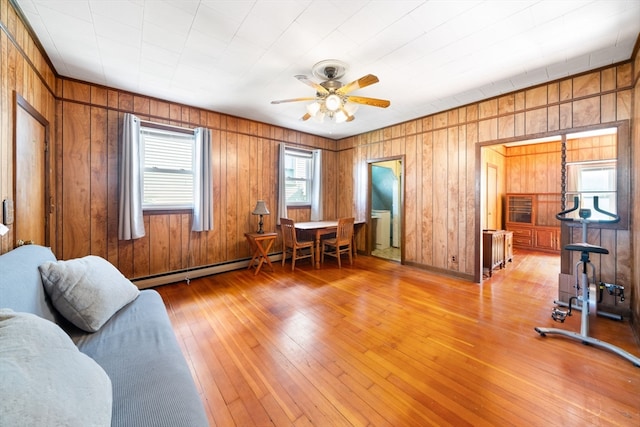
157 250 640 426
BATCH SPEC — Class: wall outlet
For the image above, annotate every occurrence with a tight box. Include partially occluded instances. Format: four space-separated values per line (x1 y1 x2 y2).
451 255 457 262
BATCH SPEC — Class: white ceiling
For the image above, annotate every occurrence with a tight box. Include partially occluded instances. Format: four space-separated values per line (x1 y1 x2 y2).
14 0 640 140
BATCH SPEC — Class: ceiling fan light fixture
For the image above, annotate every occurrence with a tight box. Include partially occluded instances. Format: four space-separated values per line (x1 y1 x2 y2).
335 110 348 123
306 101 321 116
271 60 389 125
325 94 341 112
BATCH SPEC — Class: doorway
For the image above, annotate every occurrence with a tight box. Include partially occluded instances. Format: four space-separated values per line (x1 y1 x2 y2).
368 158 402 262
477 127 621 283
14 93 50 247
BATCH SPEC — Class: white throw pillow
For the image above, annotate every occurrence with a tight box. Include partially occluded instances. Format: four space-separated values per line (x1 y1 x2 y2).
0 309 112 426
39 255 140 332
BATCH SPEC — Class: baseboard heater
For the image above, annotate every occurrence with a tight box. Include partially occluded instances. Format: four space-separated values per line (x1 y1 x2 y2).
132 253 283 289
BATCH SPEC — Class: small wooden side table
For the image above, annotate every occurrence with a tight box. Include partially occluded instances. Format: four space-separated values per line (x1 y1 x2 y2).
245 232 278 275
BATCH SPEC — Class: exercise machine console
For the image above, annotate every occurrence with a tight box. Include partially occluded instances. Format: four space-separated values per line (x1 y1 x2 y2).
534 196 640 367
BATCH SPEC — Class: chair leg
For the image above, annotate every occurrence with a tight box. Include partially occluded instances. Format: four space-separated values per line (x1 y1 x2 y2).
348 244 353 265
291 248 296 271
337 246 341 268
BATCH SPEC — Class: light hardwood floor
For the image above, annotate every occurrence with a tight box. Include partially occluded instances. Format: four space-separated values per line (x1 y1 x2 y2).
157 250 640 426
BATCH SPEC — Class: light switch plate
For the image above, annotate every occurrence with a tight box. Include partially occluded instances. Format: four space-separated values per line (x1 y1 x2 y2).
3 199 14 225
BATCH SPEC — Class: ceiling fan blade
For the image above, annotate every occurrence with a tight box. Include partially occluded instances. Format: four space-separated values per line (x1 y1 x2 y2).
337 74 379 95
295 75 329 95
270 97 317 105
347 96 390 108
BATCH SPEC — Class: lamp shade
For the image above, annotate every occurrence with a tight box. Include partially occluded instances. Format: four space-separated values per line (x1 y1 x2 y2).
306 101 321 116
325 94 341 112
252 200 270 216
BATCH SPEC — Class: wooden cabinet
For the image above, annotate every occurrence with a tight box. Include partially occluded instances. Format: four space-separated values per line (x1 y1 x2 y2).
509 225 533 247
506 193 561 253
482 230 515 276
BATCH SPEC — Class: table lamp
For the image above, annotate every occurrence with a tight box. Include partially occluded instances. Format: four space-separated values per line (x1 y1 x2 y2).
252 200 270 234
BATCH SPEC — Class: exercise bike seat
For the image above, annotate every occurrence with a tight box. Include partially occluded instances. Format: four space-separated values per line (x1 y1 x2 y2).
564 242 609 255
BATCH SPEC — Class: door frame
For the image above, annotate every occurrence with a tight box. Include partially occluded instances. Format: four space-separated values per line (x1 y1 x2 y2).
485 163 498 230
474 122 629 283
14 92 51 247
366 156 404 263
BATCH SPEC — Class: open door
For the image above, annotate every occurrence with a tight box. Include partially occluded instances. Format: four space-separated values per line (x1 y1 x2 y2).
14 93 50 247
368 158 403 262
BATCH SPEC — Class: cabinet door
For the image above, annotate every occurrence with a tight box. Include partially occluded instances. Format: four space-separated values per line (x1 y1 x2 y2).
534 228 557 251
507 195 534 224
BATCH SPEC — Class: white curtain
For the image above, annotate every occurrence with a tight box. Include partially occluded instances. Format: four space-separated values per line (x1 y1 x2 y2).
192 127 213 231
310 149 323 221
277 143 288 225
118 113 145 240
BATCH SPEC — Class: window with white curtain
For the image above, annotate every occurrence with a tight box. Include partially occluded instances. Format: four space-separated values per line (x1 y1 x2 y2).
141 125 195 210
566 160 617 220
284 148 313 205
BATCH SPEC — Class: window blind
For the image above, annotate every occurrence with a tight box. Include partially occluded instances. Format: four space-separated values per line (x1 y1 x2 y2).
141 127 195 209
284 149 312 205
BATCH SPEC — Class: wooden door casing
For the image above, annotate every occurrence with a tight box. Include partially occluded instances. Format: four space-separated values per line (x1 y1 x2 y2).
14 94 50 247
486 163 498 230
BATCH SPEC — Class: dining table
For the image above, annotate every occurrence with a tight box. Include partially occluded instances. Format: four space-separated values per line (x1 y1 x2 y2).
294 220 364 268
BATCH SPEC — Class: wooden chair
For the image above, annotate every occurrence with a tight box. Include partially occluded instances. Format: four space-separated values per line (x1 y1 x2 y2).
322 217 355 268
280 218 315 271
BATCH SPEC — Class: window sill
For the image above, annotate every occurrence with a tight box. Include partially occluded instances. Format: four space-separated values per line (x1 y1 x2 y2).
143 208 193 215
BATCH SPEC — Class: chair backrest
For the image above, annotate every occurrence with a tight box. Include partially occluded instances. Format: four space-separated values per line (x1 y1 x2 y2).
280 218 296 247
336 217 355 244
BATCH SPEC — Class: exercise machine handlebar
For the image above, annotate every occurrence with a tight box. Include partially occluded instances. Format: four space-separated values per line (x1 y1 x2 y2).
555 196 619 224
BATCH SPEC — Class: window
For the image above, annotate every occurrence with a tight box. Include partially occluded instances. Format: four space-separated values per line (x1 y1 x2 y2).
566 160 617 220
284 148 313 205
141 125 195 210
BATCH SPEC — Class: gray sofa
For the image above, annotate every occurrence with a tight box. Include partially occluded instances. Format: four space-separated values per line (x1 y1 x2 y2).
0 244 209 427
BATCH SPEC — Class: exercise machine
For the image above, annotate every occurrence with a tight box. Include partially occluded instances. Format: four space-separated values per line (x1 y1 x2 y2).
534 196 640 367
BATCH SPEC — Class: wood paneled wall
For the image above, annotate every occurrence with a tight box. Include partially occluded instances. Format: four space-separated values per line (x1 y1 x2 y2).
506 141 562 194
1 0 339 280
0 0 57 254
2 0 639 334
336 62 634 285
56 81 337 279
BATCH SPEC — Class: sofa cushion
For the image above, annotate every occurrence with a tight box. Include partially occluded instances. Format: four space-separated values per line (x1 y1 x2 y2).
0 309 112 427
71 290 210 427
39 255 140 332
0 245 59 322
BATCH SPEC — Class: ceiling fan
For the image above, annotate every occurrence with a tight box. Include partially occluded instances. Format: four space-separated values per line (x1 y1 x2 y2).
271 60 390 123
